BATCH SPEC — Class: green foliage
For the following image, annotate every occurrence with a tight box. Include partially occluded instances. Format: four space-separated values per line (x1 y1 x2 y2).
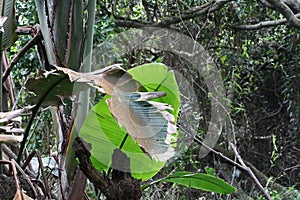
8 0 39 94
204 166 216 176
79 63 180 180
258 186 300 200
93 15 116 45
128 63 180 119
158 171 236 194
81 95 165 180
4 0 300 198
15 0 38 25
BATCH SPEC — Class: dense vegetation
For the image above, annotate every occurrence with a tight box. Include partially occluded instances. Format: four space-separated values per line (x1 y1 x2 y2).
0 0 299 199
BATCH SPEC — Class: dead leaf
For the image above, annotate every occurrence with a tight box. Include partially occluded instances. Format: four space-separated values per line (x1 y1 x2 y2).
55 64 141 95
0 106 33 123
0 126 24 133
0 134 24 143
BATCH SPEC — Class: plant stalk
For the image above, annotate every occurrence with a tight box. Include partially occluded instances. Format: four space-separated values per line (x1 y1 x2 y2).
0 26 3 173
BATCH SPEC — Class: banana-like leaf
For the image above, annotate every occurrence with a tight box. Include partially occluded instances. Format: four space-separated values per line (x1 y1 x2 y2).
24 64 138 107
25 71 89 106
79 63 180 180
80 95 166 180
51 0 71 64
26 63 179 175
55 64 140 95
107 92 176 161
56 63 179 162
0 0 17 49
158 171 236 194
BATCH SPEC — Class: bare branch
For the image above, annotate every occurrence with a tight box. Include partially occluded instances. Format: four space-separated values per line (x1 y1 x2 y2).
115 0 233 28
258 0 274 9
115 18 151 28
157 0 232 27
16 26 36 35
182 1 214 14
230 143 272 200
194 136 247 171
2 30 41 83
231 13 300 30
267 0 300 28
282 0 300 13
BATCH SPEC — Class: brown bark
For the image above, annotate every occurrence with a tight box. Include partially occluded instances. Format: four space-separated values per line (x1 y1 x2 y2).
73 137 142 200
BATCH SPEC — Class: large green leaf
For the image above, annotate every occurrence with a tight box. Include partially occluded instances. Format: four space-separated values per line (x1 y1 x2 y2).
79 63 180 180
159 171 236 194
129 63 180 120
1 0 17 49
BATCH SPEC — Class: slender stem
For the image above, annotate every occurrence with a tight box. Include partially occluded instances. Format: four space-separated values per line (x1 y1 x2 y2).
16 105 39 163
17 76 68 163
194 135 246 170
2 31 40 83
0 31 3 173
0 20 4 174
0 33 2 112
230 143 272 200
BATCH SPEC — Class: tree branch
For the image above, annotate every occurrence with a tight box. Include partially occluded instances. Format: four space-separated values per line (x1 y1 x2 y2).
230 143 272 200
2 30 41 83
231 13 300 30
180 1 214 14
115 0 233 28
267 0 300 28
194 136 247 171
157 0 232 27
258 0 274 9
73 137 142 200
115 18 152 28
16 26 35 35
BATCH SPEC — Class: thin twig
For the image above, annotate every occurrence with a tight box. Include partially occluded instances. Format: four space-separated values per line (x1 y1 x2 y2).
16 26 35 35
12 159 38 199
2 30 41 83
0 160 24 200
229 143 272 200
1 143 17 160
194 135 247 170
21 150 52 199
115 0 233 28
35 151 52 199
